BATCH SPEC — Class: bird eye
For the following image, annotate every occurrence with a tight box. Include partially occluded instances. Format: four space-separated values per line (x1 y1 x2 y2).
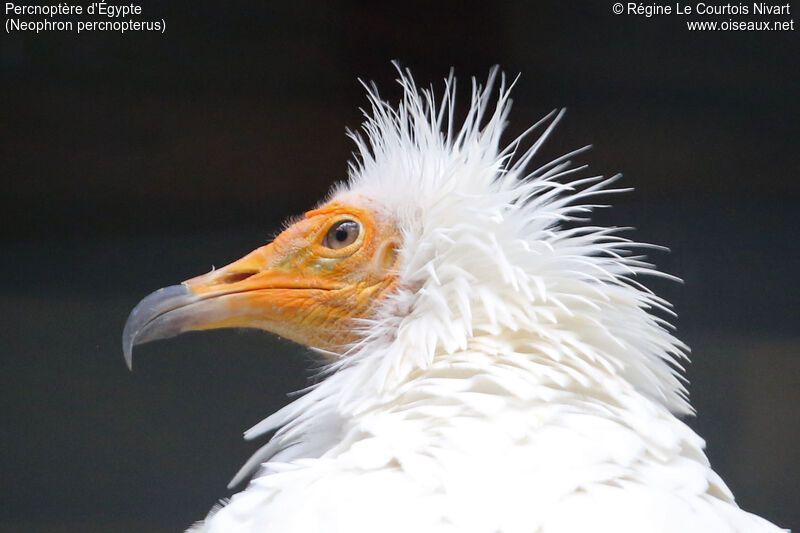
323 220 360 249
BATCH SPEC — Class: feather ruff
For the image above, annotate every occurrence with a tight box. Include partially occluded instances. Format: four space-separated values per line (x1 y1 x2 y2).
189 68 784 533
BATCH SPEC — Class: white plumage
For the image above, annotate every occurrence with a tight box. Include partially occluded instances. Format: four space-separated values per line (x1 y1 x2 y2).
153 68 783 532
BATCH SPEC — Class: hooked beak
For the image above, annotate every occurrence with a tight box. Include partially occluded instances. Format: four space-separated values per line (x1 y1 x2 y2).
121 229 347 370
121 242 344 369
122 284 199 369
122 203 401 369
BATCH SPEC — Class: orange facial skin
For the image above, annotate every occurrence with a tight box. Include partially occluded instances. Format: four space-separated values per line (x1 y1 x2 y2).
181 203 401 353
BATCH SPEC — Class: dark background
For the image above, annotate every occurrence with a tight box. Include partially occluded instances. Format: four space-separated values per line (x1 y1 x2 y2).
1 2 798 531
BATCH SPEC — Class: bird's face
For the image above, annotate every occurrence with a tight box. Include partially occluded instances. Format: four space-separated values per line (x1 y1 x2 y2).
123 201 401 367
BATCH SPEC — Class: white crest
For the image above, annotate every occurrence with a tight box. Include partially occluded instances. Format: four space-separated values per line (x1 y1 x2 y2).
232 66 691 486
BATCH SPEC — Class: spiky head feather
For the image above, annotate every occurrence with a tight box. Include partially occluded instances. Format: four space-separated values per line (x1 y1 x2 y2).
233 67 692 486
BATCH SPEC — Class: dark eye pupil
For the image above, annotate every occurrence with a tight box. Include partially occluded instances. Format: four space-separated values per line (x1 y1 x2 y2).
323 220 360 250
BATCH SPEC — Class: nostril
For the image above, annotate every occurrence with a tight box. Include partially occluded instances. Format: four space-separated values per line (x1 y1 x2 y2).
220 271 258 284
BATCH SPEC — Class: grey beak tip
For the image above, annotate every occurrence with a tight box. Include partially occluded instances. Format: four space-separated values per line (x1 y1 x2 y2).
122 284 194 370
123 318 136 371
123 314 137 370
123 342 134 370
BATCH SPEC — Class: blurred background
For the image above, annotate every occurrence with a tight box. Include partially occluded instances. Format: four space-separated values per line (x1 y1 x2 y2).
1 2 797 531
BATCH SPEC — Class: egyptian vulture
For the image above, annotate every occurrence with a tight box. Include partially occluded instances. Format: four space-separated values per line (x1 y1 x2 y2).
123 68 785 532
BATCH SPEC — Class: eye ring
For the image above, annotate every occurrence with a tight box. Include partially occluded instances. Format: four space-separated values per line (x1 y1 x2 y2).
322 219 361 250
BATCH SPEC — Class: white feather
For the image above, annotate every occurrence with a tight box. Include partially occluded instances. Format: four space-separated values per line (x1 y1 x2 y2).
190 67 785 532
